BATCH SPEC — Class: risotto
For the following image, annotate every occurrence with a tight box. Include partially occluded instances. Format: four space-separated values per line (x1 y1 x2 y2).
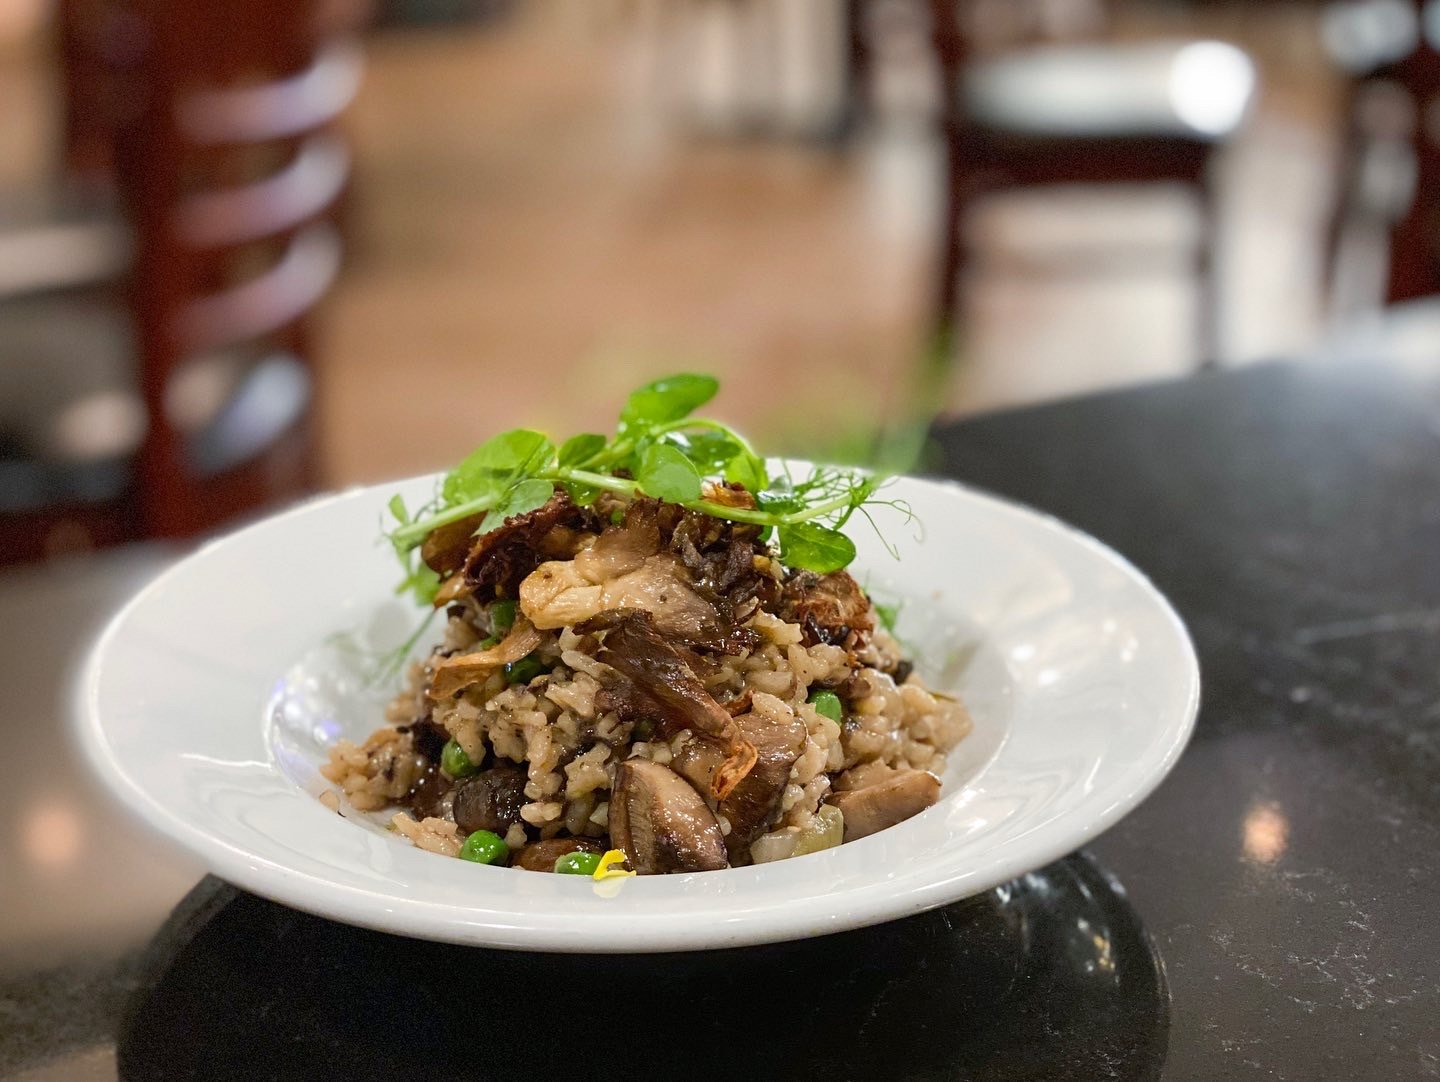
320 375 971 875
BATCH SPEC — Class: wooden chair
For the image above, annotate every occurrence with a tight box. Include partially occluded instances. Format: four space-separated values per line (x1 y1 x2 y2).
0 177 137 563
927 0 1257 364
114 0 366 539
1359 0 1437 303
1385 10 1440 301
1323 0 1439 314
1 0 365 562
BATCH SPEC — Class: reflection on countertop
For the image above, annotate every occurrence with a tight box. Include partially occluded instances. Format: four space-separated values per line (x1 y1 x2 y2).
0 547 202 1075
115 854 1166 1081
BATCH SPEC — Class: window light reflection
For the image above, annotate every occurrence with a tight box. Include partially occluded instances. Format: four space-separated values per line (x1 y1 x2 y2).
1168 42 1255 136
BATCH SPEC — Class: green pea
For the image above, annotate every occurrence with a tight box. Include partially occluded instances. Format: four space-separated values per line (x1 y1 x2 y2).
490 599 518 634
459 829 509 865
808 689 843 724
504 653 545 685
441 739 478 778
553 850 603 876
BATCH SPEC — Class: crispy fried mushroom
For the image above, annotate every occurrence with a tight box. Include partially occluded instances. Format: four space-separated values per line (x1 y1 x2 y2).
580 609 757 800
428 618 544 699
460 490 595 602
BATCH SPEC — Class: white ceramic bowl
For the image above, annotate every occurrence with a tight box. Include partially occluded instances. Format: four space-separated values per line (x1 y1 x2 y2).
75 471 1198 952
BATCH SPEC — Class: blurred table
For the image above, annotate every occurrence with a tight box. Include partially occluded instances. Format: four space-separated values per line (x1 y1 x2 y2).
2 361 1438 1079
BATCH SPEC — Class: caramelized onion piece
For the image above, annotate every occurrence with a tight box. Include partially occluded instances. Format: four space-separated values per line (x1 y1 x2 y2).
432 571 470 608
699 480 757 510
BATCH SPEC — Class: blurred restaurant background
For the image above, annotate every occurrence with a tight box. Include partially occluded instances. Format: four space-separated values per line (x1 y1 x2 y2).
0 0 1437 561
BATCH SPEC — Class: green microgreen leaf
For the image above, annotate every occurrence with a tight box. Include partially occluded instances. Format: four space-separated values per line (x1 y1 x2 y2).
637 442 703 503
444 429 555 504
778 522 856 573
618 374 719 434
558 432 606 468
397 560 441 606
494 478 556 521
383 372 913 606
756 487 804 517
667 430 739 473
563 480 601 507
724 451 768 493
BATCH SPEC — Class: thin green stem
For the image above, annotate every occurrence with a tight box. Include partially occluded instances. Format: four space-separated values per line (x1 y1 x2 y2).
551 468 640 494
391 495 497 548
686 491 856 527
548 467 858 526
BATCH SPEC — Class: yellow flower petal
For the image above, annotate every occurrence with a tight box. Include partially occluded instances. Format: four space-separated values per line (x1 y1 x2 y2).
593 849 635 881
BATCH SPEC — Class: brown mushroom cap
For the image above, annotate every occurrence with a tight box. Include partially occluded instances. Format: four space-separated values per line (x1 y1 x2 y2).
407 763 454 820
715 709 808 862
610 759 728 874
452 764 528 836
512 836 604 872
827 770 941 841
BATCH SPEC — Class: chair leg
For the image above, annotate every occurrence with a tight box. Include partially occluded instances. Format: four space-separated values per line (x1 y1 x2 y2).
833 0 868 140
1194 171 1221 369
1384 165 1440 303
1322 78 1369 315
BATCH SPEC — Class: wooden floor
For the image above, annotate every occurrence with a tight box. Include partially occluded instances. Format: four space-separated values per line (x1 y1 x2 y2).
319 2 1339 485
322 7 932 482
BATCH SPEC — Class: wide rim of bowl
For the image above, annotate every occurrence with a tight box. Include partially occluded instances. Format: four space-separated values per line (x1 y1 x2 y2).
73 472 1200 952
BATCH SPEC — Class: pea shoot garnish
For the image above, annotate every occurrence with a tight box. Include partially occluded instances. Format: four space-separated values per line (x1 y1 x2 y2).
386 373 912 604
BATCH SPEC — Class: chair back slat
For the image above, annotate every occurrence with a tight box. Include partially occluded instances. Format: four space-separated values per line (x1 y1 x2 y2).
178 43 363 147
175 224 342 355
175 134 350 249
104 0 362 539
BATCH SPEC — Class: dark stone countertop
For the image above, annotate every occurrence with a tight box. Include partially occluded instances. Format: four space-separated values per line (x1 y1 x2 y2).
931 361 1440 1079
1 361 1437 1080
